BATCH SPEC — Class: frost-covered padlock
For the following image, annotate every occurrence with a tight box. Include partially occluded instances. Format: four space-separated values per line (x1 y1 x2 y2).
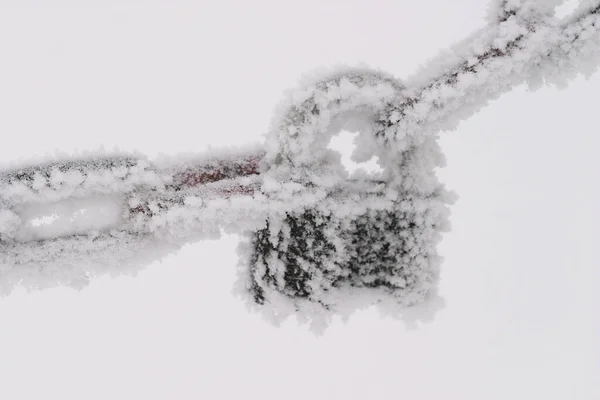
3 1 598 328
237 69 452 325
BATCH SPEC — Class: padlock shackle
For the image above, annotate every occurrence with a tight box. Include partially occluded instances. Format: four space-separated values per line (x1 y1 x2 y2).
263 68 405 185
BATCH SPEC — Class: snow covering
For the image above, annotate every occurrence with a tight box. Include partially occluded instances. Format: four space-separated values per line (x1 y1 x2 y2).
1 0 599 330
0 145 267 294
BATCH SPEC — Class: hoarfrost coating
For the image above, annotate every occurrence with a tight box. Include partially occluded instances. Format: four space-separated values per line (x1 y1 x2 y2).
1 0 599 330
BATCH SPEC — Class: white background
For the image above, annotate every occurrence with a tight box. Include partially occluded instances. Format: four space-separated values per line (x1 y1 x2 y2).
0 1 598 399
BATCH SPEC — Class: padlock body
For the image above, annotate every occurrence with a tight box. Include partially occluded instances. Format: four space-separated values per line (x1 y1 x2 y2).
246 190 448 313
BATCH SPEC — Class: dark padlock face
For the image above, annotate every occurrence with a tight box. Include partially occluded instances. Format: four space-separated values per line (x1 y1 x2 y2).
246 190 448 316
248 209 340 305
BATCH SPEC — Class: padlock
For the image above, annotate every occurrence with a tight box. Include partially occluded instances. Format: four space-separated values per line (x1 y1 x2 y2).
236 68 453 326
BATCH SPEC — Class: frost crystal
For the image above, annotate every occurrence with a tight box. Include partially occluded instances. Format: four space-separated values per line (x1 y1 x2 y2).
1 1 599 330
